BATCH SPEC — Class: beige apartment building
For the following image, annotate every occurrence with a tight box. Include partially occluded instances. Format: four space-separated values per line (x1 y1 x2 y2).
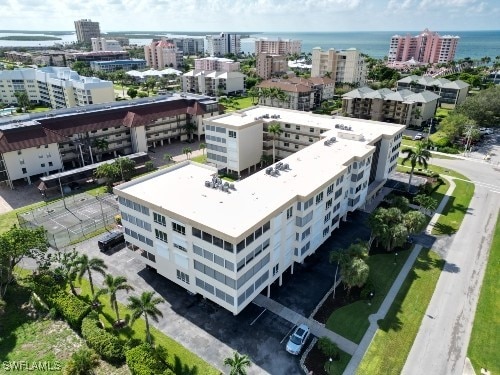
255 38 302 55
258 77 335 111
144 39 184 70
342 87 440 127
74 19 101 44
194 57 240 72
256 54 288 79
311 47 367 85
0 67 114 109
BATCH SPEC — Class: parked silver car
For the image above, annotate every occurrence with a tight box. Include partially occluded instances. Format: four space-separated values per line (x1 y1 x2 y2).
286 324 310 355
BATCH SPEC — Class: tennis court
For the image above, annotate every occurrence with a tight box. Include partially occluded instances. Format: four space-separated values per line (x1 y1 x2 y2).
18 192 120 249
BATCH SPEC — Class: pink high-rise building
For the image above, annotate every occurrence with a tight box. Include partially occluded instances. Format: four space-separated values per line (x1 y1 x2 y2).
388 29 459 64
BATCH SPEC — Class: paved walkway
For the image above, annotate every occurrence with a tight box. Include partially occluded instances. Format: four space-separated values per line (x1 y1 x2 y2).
253 294 358 355
342 175 457 375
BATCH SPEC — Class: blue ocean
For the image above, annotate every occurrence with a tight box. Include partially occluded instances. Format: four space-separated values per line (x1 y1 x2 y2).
241 30 500 60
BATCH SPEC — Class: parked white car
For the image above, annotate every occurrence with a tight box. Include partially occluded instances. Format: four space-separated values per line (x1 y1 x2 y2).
286 324 310 355
413 133 424 140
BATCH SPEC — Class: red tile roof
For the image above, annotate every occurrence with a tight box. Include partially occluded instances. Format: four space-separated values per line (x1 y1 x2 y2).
0 99 213 153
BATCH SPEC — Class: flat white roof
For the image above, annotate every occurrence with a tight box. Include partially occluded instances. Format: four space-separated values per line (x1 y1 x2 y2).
118 109 404 239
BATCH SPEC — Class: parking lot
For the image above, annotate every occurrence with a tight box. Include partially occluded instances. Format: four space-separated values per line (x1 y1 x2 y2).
60 211 371 374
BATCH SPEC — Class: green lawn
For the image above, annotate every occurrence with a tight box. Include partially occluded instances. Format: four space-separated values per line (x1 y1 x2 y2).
76 278 219 375
432 179 475 235
222 96 255 112
356 249 444 375
191 154 207 164
397 159 470 181
326 250 411 343
467 213 500 374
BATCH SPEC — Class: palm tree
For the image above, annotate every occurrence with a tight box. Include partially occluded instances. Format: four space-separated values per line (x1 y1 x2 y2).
401 143 431 191
259 87 271 105
127 291 165 344
182 147 192 160
163 153 173 164
63 347 100 375
267 122 283 163
199 142 206 156
247 86 259 105
75 255 108 298
223 352 252 375
54 249 79 296
103 274 134 324
184 122 197 142
114 69 127 97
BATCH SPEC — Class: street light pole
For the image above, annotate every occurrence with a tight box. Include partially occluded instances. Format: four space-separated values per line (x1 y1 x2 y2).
58 176 67 209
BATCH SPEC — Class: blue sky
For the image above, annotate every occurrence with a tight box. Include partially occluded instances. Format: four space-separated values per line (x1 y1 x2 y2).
1 0 499 32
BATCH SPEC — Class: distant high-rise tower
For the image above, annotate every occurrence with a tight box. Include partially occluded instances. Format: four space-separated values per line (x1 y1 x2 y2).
388 29 459 64
74 19 101 44
205 33 240 57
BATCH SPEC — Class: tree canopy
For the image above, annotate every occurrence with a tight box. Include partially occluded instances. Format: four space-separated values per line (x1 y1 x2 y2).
456 85 500 126
0 226 48 298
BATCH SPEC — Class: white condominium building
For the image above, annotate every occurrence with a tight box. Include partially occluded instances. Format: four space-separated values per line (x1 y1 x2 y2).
91 37 123 52
115 107 404 314
205 32 241 57
255 38 302 55
311 47 367 85
0 67 114 109
194 57 240 72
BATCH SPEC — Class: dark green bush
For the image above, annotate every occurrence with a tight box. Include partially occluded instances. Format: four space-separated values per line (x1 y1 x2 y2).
82 314 125 364
126 343 168 375
437 146 461 154
52 291 90 330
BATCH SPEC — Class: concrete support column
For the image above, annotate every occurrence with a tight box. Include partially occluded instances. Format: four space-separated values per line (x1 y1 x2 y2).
114 151 117 157
291 262 294 275
279 274 283 286
27 175 31 185
267 284 271 297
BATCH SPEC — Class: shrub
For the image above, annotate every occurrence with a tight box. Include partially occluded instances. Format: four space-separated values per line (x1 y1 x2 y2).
126 343 168 375
318 337 339 360
402 135 413 140
433 137 451 147
437 146 460 154
82 313 125 364
114 214 122 225
52 291 90 330
145 161 155 172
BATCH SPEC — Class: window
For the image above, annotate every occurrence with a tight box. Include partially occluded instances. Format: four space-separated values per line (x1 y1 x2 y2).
284 133 290 138
273 264 279 276
326 198 332 209
172 222 185 235
294 145 299 149
174 243 187 252
22 167 27 174
309 138 313 142
17 150 22 155
286 206 293 219
334 188 343 200
295 134 299 140
303 197 314 210
153 212 166 226
228 130 236 138
39 154 43 159
323 226 330 237
48 162 53 167
46 153 51 157
301 227 311 241
310 127 314 133
284 142 290 147
296 125 300 130
192 227 201 238
19 159 24 165
155 229 168 243
285 124 290 128
41 163 45 168
324 212 331 223
316 192 324 204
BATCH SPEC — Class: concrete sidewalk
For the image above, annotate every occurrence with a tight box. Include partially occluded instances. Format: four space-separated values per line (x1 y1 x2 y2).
253 294 358 355
342 175 457 375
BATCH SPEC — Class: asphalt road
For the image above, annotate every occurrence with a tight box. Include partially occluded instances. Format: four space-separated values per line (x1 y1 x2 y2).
402 156 500 374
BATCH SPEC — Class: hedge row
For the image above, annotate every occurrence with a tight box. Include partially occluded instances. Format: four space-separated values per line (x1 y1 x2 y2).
126 343 175 375
31 272 90 330
81 312 125 364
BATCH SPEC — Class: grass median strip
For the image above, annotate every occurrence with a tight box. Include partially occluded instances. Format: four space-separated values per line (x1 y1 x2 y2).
432 179 475 235
467 214 500 374
356 249 444 375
